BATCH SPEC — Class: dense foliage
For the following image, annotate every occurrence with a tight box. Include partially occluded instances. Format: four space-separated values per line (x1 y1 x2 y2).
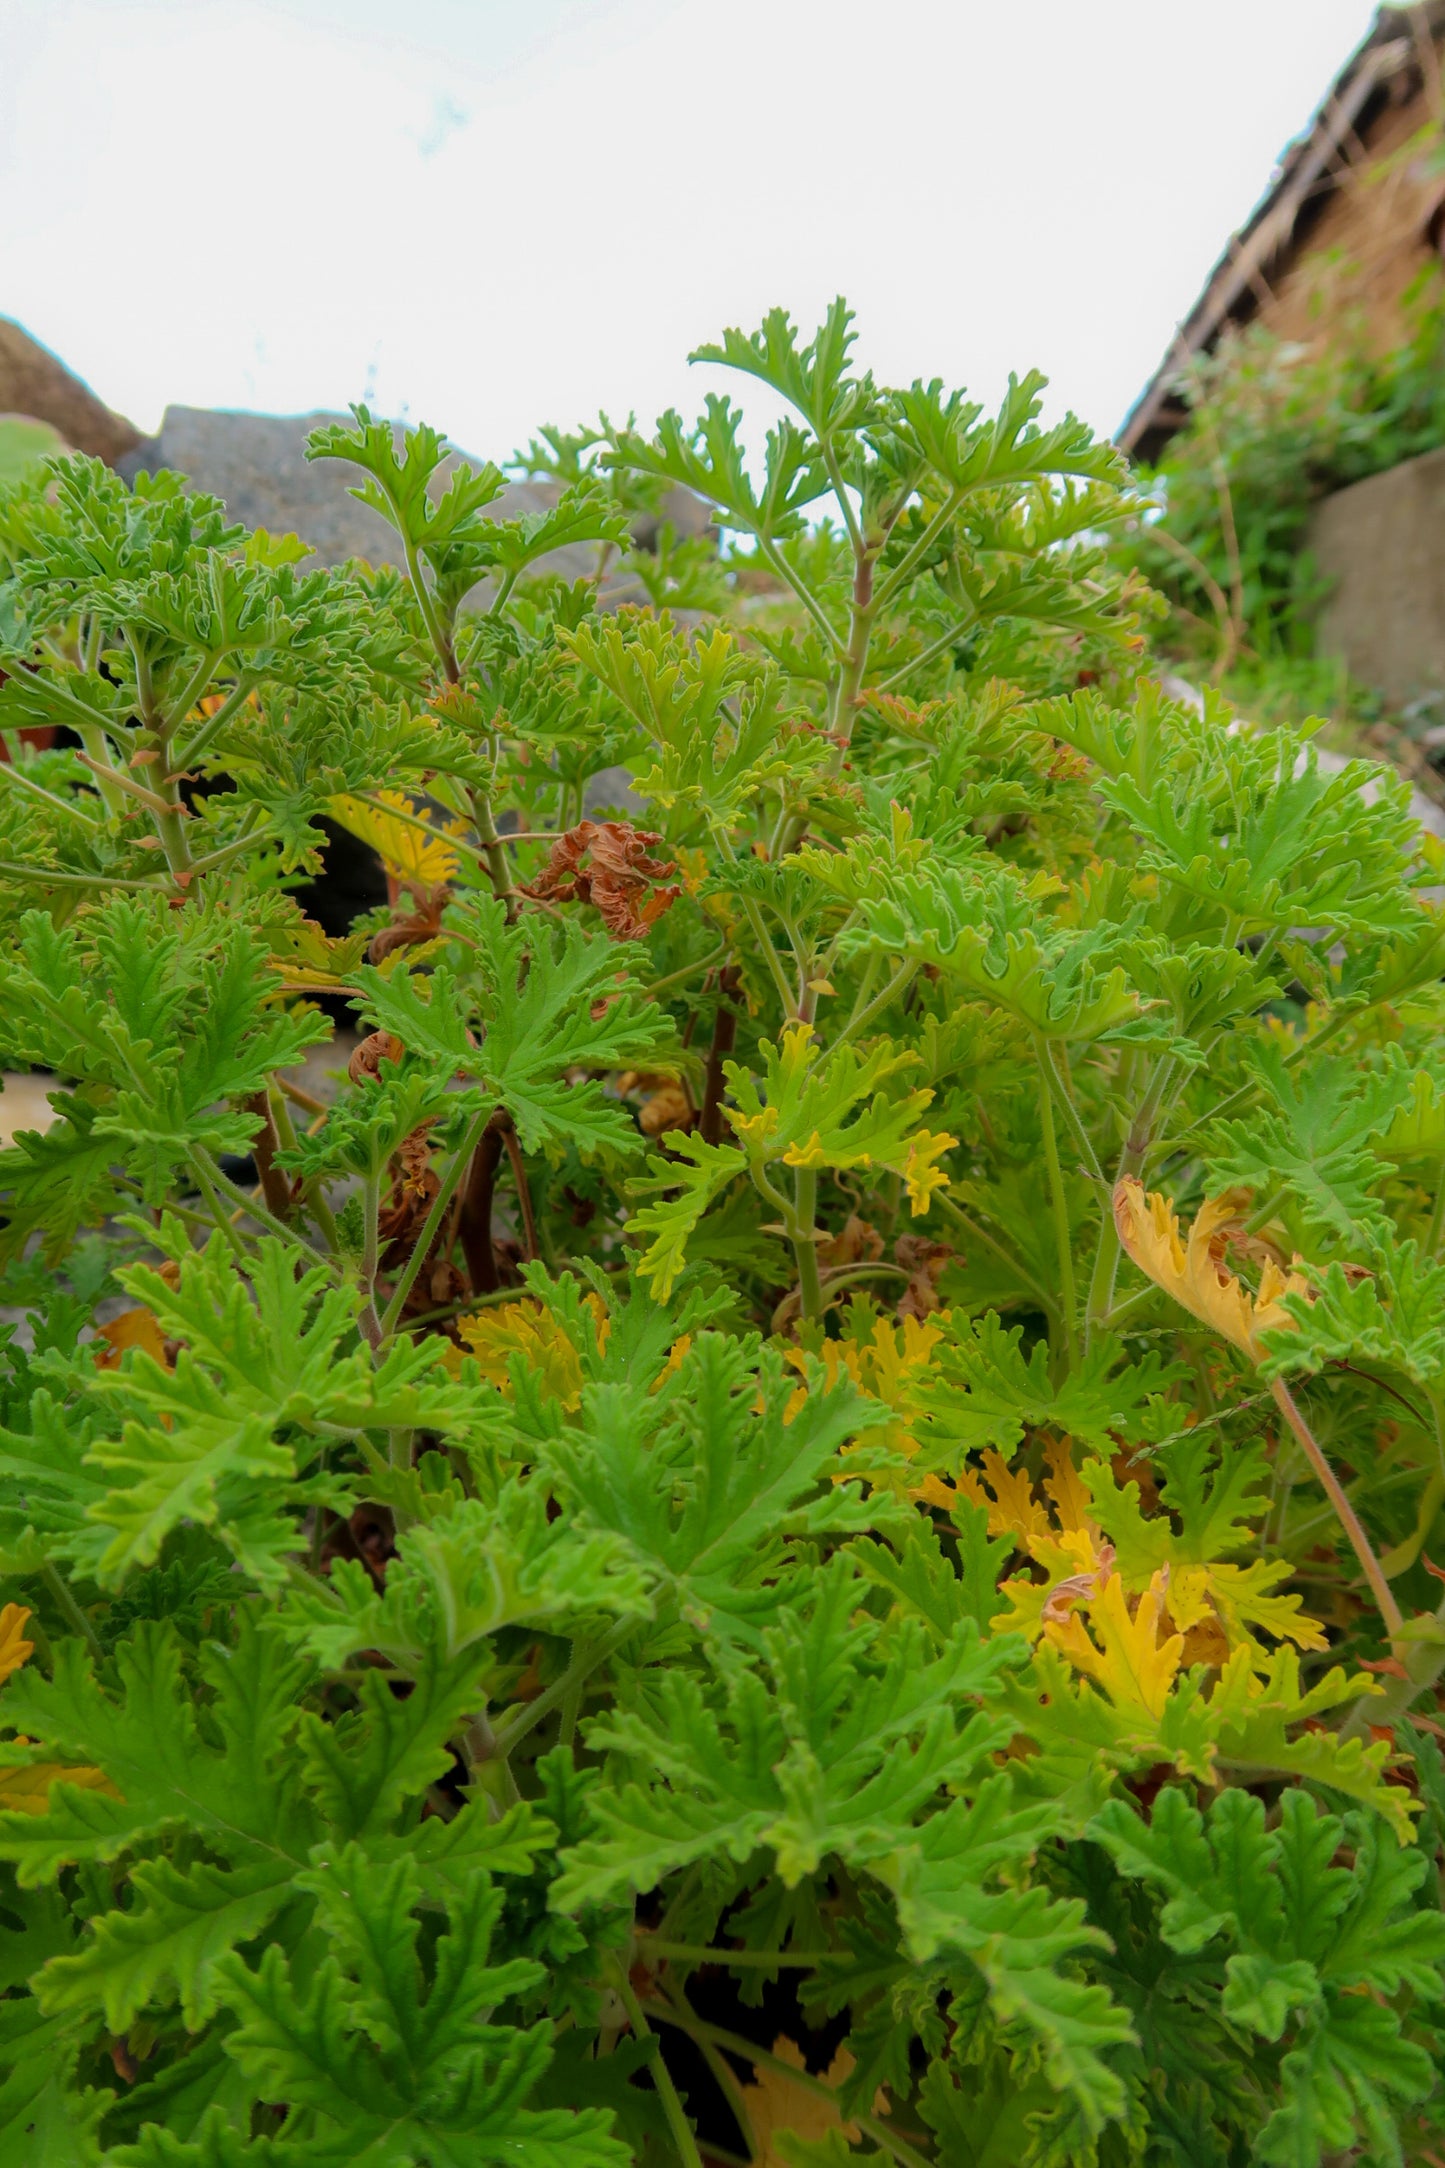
1 300 1444 2166
1114 277 1445 695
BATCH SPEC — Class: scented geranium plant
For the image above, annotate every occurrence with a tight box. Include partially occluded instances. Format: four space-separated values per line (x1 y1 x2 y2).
0 302 1443 2167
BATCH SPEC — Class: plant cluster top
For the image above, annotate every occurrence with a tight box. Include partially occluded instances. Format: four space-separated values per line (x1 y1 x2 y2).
0 301 1443 2167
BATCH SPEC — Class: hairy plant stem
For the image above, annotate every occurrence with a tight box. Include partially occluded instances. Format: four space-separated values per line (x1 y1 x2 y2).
653 1976 759 2167
713 829 795 1015
0 761 105 828
776 541 877 858
611 1970 704 2168
463 1708 520 1810
493 1618 636 1754
378 1104 495 1342
503 1124 539 1262
1036 1034 1105 1187
242 1090 294 1224
74 723 130 820
1086 1056 1176 1346
192 1151 332 1268
357 1170 383 1350
41 1562 104 1666
457 1111 510 1296
645 945 729 1004
933 1191 1058 1317
0 861 168 892
831 958 918 1051
791 1166 824 1323
467 778 518 915
1035 1040 1078 1368
1339 1586 1445 1742
189 1156 253 1266
1269 1377 1404 1643
172 673 257 771
699 965 742 1146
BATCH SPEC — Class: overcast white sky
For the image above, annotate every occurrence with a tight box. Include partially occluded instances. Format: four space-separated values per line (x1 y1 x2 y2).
3 0 1383 461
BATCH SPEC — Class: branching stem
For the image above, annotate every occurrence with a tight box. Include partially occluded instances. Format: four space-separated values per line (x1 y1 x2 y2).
1269 1377 1404 1642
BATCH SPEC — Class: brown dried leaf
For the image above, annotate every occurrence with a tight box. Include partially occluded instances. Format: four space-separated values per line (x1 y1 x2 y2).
639 1084 692 1137
818 1215 883 1269
368 881 452 964
349 1031 405 1085
894 1233 953 1319
522 819 680 941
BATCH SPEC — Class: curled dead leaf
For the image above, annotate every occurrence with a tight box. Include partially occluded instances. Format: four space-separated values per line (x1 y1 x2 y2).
368 881 453 964
894 1233 953 1319
638 1083 692 1137
349 1031 405 1085
522 820 681 941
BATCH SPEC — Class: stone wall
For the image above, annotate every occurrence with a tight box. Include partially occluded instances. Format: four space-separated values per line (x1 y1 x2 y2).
1309 445 1445 708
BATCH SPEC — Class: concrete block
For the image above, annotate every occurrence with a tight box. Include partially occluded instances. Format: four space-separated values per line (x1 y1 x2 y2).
1310 446 1445 709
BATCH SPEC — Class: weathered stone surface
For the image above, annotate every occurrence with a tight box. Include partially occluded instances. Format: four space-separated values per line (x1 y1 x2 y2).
116 405 588 580
0 319 141 465
1310 447 1445 709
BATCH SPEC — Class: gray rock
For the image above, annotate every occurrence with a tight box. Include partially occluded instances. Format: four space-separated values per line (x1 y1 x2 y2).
115 405 597 585
1309 447 1445 711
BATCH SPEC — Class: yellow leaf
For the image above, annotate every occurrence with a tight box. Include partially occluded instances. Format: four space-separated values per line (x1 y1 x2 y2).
784 1312 946 1462
974 1448 1051 1542
0 1606 34 1685
901 1127 958 1214
737 2038 876 2162
1112 1178 1309 1363
1201 1559 1330 1658
456 1297 608 1411
329 790 460 885
1041 1438 1094 1536
0 1760 116 1814
1044 1567 1184 1719
651 1334 693 1391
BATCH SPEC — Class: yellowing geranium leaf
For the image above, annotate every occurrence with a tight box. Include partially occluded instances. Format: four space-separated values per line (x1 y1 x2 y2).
785 1309 946 1461
1112 1177 1310 1362
1041 1438 1094 1535
329 790 461 885
1199 1559 1329 1655
1044 1568 1183 1720
726 1025 955 1219
963 1447 1051 1543
0 1605 34 1685
0 1759 116 1814
456 1295 608 1411
737 2037 869 2162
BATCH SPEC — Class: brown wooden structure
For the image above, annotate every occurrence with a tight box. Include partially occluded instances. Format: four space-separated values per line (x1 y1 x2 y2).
1120 2 1445 461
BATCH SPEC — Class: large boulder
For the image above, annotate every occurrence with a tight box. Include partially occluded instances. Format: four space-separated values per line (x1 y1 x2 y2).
115 405 591 581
